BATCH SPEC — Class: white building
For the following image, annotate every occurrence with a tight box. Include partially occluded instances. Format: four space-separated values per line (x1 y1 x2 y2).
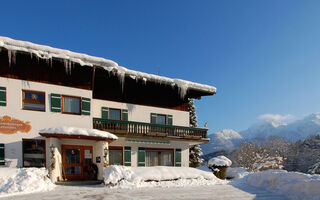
0 36 216 183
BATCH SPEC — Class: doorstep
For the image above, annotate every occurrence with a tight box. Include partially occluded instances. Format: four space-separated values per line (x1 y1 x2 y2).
55 180 104 186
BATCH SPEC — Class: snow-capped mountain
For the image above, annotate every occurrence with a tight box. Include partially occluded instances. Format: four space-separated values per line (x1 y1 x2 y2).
201 129 243 155
201 113 320 155
240 113 320 142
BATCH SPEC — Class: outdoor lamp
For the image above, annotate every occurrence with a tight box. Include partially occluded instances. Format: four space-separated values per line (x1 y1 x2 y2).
104 147 108 158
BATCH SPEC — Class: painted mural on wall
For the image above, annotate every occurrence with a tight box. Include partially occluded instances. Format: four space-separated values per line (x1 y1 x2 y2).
0 115 31 134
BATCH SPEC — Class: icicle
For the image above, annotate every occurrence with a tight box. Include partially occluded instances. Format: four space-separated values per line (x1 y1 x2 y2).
142 77 147 85
30 52 33 59
49 57 53 68
117 71 125 92
68 61 72 75
174 79 188 99
11 51 16 65
64 60 69 74
8 50 11 67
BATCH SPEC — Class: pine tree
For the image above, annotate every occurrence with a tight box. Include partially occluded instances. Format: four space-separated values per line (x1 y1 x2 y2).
188 98 204 167
188 98 197 128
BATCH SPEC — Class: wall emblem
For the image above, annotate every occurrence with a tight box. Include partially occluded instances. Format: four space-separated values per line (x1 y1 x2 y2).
0 116 31 134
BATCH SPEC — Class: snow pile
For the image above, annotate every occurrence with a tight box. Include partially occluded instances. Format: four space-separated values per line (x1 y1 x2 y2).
104 166 226 188
0 36 216 98
208 156 232 167
39 126 118 140
0 168 55 197
226 167 250 180
246 170 320 200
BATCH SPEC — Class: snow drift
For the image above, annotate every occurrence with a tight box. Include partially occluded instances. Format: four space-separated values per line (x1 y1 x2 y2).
104 166 226 188
245 170 320 200
0 168 55 197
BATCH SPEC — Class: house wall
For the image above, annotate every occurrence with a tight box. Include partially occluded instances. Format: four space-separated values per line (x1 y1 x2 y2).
92 99 190 126
0 77 92 167
109 137 190 167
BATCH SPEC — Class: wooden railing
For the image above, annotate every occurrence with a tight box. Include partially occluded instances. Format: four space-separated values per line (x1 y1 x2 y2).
93 118 208 139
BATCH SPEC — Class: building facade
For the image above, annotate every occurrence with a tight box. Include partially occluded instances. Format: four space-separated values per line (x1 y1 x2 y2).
0 36 216 183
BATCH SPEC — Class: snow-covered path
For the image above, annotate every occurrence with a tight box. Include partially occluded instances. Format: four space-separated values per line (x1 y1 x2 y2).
0 184 287 200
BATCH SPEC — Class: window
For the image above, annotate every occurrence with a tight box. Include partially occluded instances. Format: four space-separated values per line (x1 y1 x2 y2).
151 113 173 125
109 109 121 120
0 87 6 106
145 149 173 167
101 107 128 121
62 95 81 114
22 90 45 111
23 139 45 167
156 114 166 125
0 144 4 166
109 146 123 165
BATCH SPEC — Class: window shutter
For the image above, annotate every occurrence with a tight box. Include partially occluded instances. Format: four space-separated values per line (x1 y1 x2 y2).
124 146 131 166
50 93 61 112
150 113 157 124
0 87 6 106
122 109 128 121
101 107 109 119
0 144 4 166
175 148 181 167
81 97 91 115
167 115 173 125
138 147 145 167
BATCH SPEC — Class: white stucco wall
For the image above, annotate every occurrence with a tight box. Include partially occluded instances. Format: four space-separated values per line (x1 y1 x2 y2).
0 77 92 167
92 99 189 127
109 137 190 167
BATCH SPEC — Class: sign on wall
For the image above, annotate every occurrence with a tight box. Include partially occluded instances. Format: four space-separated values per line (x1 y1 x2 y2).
0 116 31 134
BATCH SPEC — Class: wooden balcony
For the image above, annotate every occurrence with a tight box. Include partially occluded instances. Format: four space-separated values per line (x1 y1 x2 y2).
93 118 208 140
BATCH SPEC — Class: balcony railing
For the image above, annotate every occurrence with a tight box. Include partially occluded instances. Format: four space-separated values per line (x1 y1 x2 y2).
93 118 208 139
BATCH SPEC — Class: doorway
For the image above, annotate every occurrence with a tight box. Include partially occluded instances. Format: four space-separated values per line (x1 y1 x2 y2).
62 145 93 180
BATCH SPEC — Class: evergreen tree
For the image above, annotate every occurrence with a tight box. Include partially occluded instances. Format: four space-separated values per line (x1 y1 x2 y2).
188 98 197 128
188 98 204 167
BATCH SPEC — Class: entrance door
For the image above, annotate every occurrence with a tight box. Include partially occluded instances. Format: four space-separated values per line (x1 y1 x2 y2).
62 145 93 180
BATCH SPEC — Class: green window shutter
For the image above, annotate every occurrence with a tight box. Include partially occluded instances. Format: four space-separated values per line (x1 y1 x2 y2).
138 147 145 167
122 109 128 121
167 115 173 125
81 97 91 115
50 93 61 112
124 146 131 166
0 87 6 106
101 107 109 119
0 144 4 166
150 113 157 124
175 148 182 167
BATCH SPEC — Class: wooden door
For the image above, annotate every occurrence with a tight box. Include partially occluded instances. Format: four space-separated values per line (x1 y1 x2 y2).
62 145 93 181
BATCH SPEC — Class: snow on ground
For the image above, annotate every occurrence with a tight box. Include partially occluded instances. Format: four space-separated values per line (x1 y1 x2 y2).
104 166 226 188
0 168 55 197
208 156 232 167
0 184 288 200
226 167 250 180
244 170 320 200
39 126 118 140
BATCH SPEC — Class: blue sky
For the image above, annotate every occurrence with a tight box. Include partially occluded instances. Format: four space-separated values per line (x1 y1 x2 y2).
1 0 320 133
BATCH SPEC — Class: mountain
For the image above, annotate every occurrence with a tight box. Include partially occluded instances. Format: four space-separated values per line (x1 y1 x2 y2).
201 129 243 155
240 113 320 142
201 113 320 155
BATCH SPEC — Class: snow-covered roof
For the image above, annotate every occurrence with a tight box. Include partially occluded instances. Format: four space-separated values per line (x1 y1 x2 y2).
208 156 232 167
39 126 118 140
0 36 216 97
